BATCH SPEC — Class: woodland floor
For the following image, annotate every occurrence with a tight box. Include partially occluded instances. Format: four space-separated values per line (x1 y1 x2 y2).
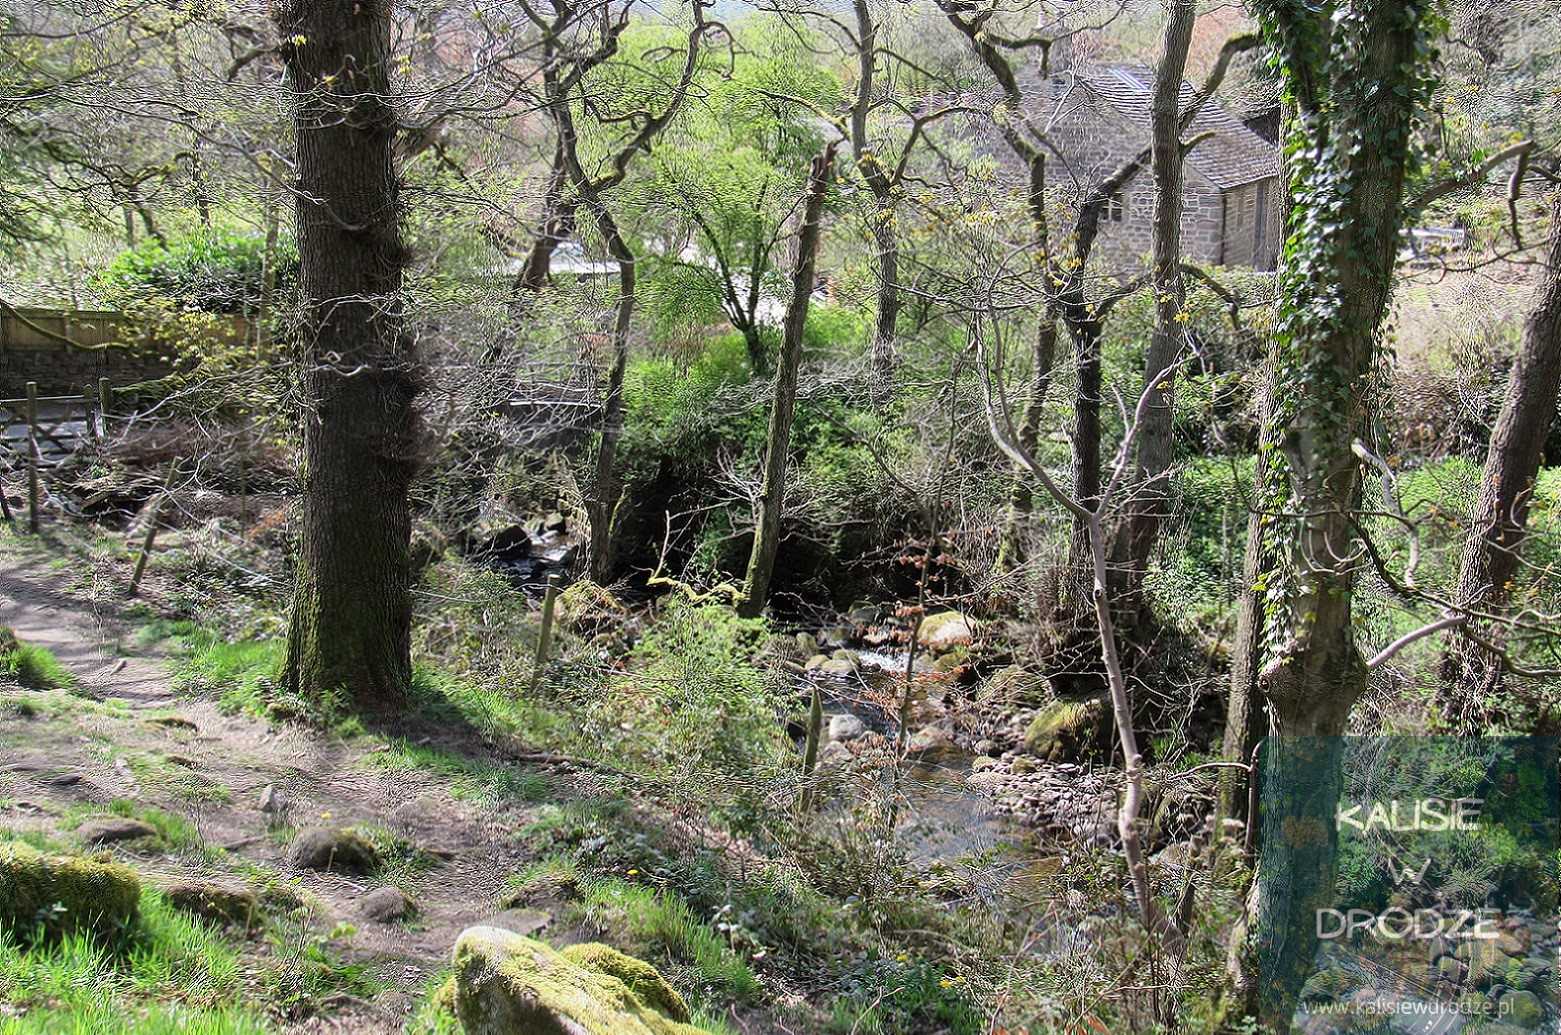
0 542 576 1033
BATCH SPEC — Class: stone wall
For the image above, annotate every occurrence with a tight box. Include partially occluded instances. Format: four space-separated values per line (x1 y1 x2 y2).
0 307 246 398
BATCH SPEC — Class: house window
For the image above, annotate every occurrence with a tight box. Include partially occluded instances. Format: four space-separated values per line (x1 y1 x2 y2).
1106 192 1125 223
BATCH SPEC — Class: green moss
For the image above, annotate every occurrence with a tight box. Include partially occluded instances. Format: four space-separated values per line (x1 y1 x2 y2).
1022 693 1110 762
563 943 692 1023
0 840 141 943
453 929 706 1035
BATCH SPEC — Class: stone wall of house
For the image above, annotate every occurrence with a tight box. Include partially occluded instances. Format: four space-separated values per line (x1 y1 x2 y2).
0 308 245 398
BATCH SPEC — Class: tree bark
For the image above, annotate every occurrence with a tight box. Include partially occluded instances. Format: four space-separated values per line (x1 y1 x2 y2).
739 144 836 618
1114 0 1195 615
851 0 900 406
1438 191 1561 728
1230 2 1437 1024
278 0 420 708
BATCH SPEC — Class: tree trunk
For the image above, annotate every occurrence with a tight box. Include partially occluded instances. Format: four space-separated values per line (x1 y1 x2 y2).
278 0 420 708
511 144 577 304
1114 0 1195 616
1217 386 1272 825
1438 191 1561 728
995 316 1058 571
1067 315 1103 580
1231 3 1436 1025
739 145 836 618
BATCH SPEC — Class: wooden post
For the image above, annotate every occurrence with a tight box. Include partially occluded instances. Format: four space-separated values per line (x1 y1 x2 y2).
799 682 823 812
97 378 112 438
25 381 39 534
129 465 178 596
529 573 562 694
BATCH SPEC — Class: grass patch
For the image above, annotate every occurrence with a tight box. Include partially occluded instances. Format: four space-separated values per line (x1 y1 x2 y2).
175 638 286 717
574 876 760 1004
62 800 203 852
0 629 76 692
367 738 553 807
0 889 270 1033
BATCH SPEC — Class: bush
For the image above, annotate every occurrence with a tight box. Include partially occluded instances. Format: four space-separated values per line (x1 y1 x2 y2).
96 231 298 315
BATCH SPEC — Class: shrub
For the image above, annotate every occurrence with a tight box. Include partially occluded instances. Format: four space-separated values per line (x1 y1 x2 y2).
96 231 298 315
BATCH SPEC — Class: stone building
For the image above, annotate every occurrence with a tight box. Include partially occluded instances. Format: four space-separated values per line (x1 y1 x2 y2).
1042 65 1283 271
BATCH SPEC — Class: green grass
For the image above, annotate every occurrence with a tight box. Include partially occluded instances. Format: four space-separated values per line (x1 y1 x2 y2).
61 800 203 853
0 890 270 1034
367 738 553 807
0 631 76 692
175 638 285 716
575 876 761 1004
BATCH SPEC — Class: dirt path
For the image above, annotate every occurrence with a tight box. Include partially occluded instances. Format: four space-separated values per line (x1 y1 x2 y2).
0 550 552 1032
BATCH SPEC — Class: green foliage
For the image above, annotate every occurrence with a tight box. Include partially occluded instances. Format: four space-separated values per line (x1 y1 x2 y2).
95 231 297 315
574 603 785 824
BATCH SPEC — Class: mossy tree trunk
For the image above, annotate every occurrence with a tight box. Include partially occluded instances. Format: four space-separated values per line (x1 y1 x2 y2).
1228 1 1439 1024
278 0 420 709
739 144 836 619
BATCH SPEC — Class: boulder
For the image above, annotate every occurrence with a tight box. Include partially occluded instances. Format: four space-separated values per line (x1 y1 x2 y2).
164 881 262 931
1499 990 1545 1029
0 840 140 942
1023 693 1111 763
362 886 417 923
795 632 820 658
561 943 691 1024
917 612 974 653
905 726 956 760
977 666 1052 709
287 827 380 875
77 816 159 846
452 926 703 1035
827 714 868 742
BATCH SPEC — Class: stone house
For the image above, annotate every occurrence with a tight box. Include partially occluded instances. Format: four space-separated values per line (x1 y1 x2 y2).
1041 65 1283 271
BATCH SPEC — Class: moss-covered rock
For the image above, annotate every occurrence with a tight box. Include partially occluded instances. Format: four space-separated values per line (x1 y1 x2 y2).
977 665 1052 708
452 926 704 1035
562 943 692 1024
917 611 974 653
1022 692 1110 762
164 881 262 931
287 827 380 875
0 840 141 943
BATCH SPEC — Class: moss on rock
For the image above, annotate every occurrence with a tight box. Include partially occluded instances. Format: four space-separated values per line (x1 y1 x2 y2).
1022 692 1110 762
452 926 704 1035
0 840 141 943
562 942 692 1023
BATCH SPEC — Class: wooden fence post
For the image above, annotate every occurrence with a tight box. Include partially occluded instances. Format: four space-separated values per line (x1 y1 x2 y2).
129 465 178 596
25 381 39 534
97 378 112 438
529 573 562 694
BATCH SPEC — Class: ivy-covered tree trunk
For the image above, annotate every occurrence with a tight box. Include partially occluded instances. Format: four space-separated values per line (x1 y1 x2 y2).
277 0 420 708
1228 0 1438 1024
739 145 835 618
1438 190 1561 727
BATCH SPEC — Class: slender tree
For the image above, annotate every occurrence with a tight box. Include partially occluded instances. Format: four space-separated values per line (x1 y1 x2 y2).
1439 188 1561 727
277 0 422 707
739 143 837 618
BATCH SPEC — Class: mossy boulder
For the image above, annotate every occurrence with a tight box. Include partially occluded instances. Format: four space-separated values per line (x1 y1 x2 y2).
1022 692 1111 762
917 611 974 653
562 943 692 1024
452 926 703 1035
977 665 1052 708
164 881 262 931
0 840 141 943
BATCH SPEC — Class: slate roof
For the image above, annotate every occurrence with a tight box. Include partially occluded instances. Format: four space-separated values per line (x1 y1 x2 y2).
1067 65 1280 190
